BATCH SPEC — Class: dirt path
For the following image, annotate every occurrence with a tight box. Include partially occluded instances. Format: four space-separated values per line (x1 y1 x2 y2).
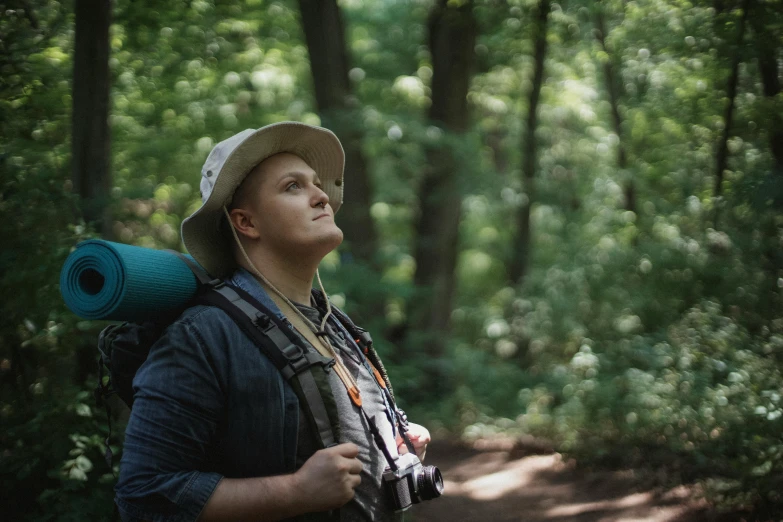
410 440 731 522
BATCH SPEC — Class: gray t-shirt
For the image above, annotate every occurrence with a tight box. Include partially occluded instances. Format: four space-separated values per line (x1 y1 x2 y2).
294 303 402 522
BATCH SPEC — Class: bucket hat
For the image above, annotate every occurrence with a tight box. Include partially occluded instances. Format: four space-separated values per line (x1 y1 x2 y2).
181 121 345 277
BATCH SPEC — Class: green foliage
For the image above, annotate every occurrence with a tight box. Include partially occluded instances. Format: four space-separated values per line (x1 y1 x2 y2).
1 385 119 522
467 299 783 509
2 0 783 518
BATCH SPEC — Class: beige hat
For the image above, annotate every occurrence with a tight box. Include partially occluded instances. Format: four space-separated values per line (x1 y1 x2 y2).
181 121 345 277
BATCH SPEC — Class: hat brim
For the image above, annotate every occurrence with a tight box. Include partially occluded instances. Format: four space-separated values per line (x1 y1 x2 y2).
181 122 345 278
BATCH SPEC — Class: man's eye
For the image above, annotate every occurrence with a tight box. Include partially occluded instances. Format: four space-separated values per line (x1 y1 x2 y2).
286 181 300 191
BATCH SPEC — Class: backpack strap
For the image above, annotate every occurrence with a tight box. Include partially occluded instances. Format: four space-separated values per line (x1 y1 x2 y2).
166 250 219 287
323 302 418 454
165 251 340 449
197 283 339 449
326 304 395 399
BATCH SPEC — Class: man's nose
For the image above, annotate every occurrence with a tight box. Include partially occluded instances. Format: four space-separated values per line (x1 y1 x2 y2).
313 186 329 207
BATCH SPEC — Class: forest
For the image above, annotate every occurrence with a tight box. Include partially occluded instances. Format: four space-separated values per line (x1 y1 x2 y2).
1 0 782 519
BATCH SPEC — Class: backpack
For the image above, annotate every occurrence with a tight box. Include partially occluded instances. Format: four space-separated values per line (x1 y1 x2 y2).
94 255 401 470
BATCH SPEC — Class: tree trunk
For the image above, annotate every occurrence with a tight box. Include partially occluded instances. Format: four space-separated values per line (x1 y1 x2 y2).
486 126 509 174
751 5 783 174
749 3 783 285
298 0 377 263
409 0 476 368
594 4 635 213
71 0 112 237
509 0 550 284
714 0 750 206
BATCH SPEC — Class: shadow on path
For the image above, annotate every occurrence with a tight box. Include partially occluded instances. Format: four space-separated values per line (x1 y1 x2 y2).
410 440 746 522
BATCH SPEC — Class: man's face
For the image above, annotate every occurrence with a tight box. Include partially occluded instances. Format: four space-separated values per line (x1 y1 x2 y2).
236 152 344 259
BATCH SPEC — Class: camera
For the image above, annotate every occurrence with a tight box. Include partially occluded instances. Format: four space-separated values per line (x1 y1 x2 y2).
382 452 444 512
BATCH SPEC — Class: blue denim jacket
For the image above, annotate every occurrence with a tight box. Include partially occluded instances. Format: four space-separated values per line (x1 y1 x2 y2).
115 268 302 522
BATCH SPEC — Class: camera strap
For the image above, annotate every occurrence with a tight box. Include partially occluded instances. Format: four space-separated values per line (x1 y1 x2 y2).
256 276 418 461
258 278 364 405
395 411 418 455
363 409 400 471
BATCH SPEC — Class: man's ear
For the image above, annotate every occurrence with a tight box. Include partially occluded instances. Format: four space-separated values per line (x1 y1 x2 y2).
229 208 261 239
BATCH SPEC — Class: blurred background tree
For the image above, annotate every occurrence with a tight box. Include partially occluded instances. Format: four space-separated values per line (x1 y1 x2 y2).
1 0 782 519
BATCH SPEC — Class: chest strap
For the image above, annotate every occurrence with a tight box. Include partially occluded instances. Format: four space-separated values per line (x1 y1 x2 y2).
170 251 340 450
197 283 338 449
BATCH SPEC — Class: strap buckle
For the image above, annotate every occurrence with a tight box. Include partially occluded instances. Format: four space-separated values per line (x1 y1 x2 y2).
253 312 272 330
281 342 305 362
207 278 224 289
358 330 373 347
279 343 334 379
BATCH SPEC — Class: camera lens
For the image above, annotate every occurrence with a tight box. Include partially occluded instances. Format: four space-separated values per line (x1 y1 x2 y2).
416 465 444 501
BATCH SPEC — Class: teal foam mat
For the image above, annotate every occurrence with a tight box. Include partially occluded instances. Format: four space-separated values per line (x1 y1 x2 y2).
60 240 200 322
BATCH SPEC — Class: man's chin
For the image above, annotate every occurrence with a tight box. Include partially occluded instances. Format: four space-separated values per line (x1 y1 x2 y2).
305 228 343 258
321 229 344 251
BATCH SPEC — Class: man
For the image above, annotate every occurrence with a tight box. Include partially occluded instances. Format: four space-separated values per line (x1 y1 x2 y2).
115 122 431 522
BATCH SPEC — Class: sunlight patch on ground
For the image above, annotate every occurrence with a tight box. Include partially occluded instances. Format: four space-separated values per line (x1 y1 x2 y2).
542 486 698 522
443 455 560 501
435 449 703 522
544 492 653 517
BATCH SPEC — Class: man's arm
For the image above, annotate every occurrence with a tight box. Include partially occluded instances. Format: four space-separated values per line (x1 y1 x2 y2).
200 443 363 521
117 313 362 522
116 316 226 522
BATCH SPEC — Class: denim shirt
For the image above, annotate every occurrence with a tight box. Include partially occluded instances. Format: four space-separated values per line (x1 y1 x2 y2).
115 268 302 522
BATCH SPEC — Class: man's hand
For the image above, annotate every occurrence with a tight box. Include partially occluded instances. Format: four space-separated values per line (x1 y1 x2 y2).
199 443 362 521
293 443 363 512
396 422 431 461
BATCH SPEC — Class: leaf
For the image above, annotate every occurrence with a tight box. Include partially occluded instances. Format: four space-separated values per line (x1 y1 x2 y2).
75 403 92 417
75 455 93 473
752 460 772 476
68 466 88 481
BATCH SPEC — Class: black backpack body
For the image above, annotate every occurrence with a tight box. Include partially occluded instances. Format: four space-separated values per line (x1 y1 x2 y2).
97 320 166 409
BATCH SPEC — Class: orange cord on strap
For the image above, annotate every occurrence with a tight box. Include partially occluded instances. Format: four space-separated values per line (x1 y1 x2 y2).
348 386 362 407
369 363 386 389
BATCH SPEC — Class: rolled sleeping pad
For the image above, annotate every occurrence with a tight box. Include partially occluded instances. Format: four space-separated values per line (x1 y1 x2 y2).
60 239 203 322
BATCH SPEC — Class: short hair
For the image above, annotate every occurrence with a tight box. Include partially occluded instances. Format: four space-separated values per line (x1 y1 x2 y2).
220 161 264 249
229 163 260 212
